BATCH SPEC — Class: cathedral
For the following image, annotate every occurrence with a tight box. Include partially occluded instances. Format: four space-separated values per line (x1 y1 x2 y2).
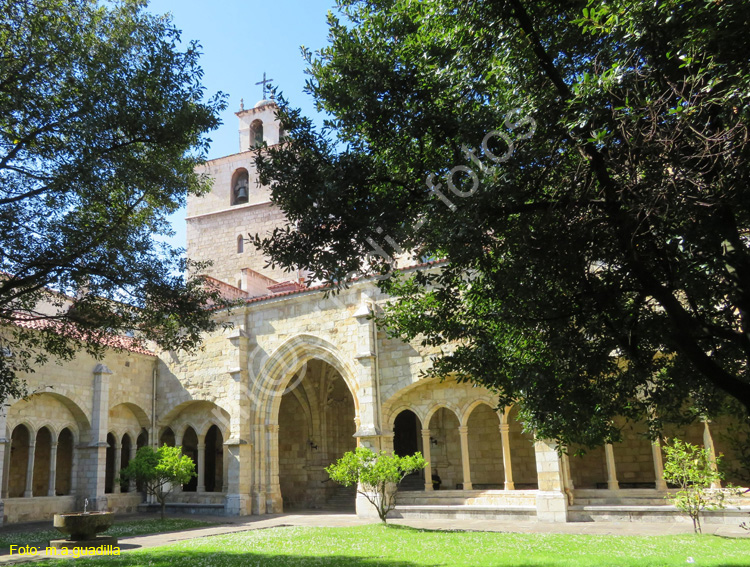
0 97 747 526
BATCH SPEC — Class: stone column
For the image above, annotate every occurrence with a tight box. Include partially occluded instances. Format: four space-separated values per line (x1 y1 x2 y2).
353 298 386 519
651 440 668 490
266 424 281 512
129 444 137 492
561 453 574 491
703 421 722 489
533 439 568 522
225 326 253 516
24 439 35 498
197 435 206 493
458 426 472 490
88 363 112 510
421 429 433 491
604 443 619 490
112 439 121 494
48 442 58 496
499 423 515 490
0 407 8 512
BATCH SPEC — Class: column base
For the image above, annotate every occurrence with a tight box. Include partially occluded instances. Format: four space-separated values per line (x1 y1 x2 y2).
224 494 251 516
535 491 568 523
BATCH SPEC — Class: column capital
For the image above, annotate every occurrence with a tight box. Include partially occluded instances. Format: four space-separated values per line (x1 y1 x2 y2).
266 424 280 433
420 428 431 437
458 425 469 435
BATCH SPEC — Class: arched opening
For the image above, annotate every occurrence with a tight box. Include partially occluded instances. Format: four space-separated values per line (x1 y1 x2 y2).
231 168 249 205
278 358 356 510
204 425 224 492
56 428 74 496
506 406 538 489
250 119 263 148
120 434 132 492
237 235 244 254
568 444 607 489
137 429 148 450
160 427 175 447
105 432 116 494
32 427 52 496
393 409 424 491
467 404 504 488
181 427 198 492
612 418 656 488
427 408 462 489
8 424 30 497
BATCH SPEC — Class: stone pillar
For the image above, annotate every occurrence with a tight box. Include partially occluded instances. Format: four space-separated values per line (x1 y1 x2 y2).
24 439 35 498
561 453 574 491
651 440 668 490
604 443 619 490
225 326 254 516
129 444 136 493
458 426 472 490
112 439 121 494
266 424 282 512
703 421 722 489
0 407 8 517
353 298 386 518
534 439 568 522
48 442 58 496
421 428 433 491
499 422 514 490
197 435 206 493
88 363 112 510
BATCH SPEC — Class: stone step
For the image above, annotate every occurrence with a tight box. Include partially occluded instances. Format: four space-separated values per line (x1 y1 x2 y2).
391 505 537 521
568 505 750 524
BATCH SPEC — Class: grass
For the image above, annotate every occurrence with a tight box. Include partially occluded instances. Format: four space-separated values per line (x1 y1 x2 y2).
37 524 750 567
0 517 220 553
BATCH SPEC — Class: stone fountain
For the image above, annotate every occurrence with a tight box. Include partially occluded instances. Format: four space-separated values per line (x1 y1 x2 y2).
50 499 118 550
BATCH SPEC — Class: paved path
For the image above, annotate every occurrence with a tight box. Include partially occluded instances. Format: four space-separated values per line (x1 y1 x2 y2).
0 511 747 564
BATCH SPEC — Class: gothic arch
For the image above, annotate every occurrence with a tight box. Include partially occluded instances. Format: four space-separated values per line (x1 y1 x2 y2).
254 334 360 422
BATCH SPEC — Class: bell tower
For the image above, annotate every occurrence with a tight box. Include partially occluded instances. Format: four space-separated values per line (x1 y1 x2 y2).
185 87 295 295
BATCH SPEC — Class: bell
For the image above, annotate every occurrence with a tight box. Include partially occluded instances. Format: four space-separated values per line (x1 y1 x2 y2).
235 182 248 202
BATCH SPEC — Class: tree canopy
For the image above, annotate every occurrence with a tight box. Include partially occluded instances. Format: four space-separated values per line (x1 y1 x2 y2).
255 0 750 446
0 0 228 400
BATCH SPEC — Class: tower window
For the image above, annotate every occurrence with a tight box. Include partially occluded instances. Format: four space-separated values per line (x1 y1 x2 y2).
250 119 263 148
237 235 244 253
231 168 249 205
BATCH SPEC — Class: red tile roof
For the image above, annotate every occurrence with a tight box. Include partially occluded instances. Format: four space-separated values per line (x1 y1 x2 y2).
11 316 155 357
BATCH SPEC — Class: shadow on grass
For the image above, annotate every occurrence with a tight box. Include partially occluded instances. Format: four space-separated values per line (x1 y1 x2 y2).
44 550 440 567
36 548 750 567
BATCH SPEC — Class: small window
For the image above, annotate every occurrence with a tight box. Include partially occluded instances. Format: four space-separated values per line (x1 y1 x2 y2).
231 169 249 205
237 235 244 254
250 119 263 148
237 279 242 290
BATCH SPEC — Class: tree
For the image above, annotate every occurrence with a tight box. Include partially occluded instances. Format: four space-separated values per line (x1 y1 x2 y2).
0 0 229 402
662 438 726 534
119 445 196 520
255 0 750 447
326 447 426 523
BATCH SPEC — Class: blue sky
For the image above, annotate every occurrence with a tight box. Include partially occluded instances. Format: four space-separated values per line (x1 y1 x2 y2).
147 0 336 250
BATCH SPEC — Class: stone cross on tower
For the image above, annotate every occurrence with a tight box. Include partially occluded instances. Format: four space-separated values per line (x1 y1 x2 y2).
255 72 273 100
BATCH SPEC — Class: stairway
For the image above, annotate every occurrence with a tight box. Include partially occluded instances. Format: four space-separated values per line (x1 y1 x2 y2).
325 486 356 512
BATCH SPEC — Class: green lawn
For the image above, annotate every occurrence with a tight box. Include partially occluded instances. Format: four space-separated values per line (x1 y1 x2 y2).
0 518 219 553
41 524 750 567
